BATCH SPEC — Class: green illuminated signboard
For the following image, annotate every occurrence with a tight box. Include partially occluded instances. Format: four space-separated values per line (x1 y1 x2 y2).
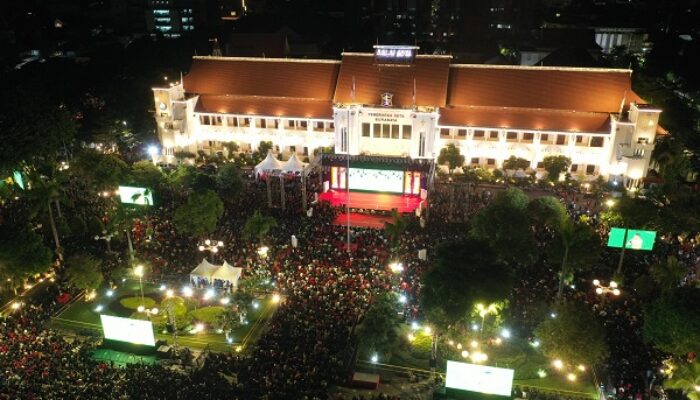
12 170 24 190
118 186 154 206
607 228 656 251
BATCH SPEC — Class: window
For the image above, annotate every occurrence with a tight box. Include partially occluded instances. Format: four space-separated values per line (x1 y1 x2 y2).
506 131 518 140
440 128 451 138
556 135 567 145
634 147 645 157
213 116 223 126
540 133 549 142
419 131 426 157
403 125 412 139
382 124 391 139
391 125 400 139
457 129 467 138
242 118 251 127
537 162 544 169
586 165 596 175
522 132 534 142
486 158 496 166
300 120 308 129
590 137 604 147
488 131 499 140
274 119 280 129
260 119 267 129
471 157 479 165
226 116 237 127
373 123 380 138
314 121 324 131
571 164 579 173
576 135 583 143
328 122 334 131
289 145 296 153
473 130 485 139
199 115 211 125
362 123 371 137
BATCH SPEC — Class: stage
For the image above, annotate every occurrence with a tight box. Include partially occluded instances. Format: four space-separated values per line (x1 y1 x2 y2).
319 190 422 214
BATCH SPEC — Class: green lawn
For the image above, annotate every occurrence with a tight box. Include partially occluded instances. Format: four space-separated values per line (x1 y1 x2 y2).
382 325 597 399
51 280 277 353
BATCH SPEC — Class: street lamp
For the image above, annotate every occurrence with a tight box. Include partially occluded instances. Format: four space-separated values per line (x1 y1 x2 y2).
134 264 145 306
475 303 498 338
593 279 621 297
389 262 404 273
94 230 114 252
198 239 224 253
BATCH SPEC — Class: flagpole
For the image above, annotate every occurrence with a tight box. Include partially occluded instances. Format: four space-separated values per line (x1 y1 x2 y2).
347 76 355 254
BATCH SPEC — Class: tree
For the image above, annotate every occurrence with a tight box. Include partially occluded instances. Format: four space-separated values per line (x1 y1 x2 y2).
384 209 408 245
471 188 536 265
356 292 401 357
542 155 571 182
0 226 53 286
65 254 104 292
215 163 244 199
665 361 700 400
130 160 164 189
503 156 530 171
257 141 273 156
26 174 65 258
650 256 686 292
534 301 608 366
167 165 214 194
643 287 700 356
437 143 465 175
243 210 278 244
421 239 513 329
172 189 224 237
73 149 130 190
551 219 599 300
527 196 567 229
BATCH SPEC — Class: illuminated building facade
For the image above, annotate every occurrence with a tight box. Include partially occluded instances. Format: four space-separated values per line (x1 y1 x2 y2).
153 46 664 188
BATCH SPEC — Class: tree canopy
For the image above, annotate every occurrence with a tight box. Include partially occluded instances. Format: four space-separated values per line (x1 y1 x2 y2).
542 155 571 182
471 188 536 265
527 196 567 229
243 210 278 244
356 292 400 357
73 149 130 190
0 226 53 282
65 254 104 292
643 287 700 356
503 156 530 171
664 360 700 400
437 144 465 174
172 189 224 237
215 163 244 199
534 301 608 366
421 238 513 329
130 161 164 190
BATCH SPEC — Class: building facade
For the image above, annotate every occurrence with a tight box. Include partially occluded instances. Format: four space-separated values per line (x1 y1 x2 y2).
153 47 664 188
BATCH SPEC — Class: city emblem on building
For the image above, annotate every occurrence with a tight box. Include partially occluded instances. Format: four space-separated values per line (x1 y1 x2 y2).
380 92 394 107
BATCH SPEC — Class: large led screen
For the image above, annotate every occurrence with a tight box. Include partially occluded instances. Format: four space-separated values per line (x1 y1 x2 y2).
348 168 404 193
118 186 154 206
100 315 156 346
446 361 514 397
607 228 656 251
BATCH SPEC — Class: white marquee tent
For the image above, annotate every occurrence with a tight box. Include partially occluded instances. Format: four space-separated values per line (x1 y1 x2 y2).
254 150 282 176
280 153 306 173
210 261 243 289
190 258 220 282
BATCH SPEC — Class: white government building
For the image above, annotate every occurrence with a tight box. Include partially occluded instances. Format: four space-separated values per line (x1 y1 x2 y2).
153 45 665 188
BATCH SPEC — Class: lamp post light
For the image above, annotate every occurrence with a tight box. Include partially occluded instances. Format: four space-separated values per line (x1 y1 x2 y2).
593 279 620 305
198 239 224 253
94 230 114 252
134 264 145 306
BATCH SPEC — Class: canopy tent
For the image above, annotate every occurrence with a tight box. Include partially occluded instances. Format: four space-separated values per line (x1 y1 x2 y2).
254 150 282 176
209 261 243 289
190 258 220 282
281 153 306 173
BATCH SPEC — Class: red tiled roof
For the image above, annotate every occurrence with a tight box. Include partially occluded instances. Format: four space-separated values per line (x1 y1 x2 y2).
184 56 340 100
447 65 635 113
439 106 612 133
195 95 333 119
333 53 451 107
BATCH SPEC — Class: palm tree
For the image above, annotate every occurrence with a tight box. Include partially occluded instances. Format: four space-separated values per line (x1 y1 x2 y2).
664 361 700 400
27 175 66 259
384 209 408 245
243 210 277 244
555 219 595 300
650 256 686 292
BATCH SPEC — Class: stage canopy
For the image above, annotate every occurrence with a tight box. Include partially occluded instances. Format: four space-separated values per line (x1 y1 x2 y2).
281 153 306 173
190 258 220 282
254 150 282 176
210 261 243 289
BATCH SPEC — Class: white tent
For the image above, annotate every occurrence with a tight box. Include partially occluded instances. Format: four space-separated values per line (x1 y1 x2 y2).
210 261 243 290
280 153 306 173
190 258 219 283
254 150 282 176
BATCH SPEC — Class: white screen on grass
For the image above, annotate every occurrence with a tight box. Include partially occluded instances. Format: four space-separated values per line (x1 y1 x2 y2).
445 360 514 396
348 168 403 193
100 315 156 346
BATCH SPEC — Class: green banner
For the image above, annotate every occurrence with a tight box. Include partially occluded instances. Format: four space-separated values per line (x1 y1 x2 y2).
607 228 656 251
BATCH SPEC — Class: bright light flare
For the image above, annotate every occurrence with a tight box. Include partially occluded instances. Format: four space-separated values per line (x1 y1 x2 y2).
500 328 511 339
271 293 280 303
566 373 577 382
552 359 564 370
182 286 193 297
461 350 470 358
370 354 378 363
